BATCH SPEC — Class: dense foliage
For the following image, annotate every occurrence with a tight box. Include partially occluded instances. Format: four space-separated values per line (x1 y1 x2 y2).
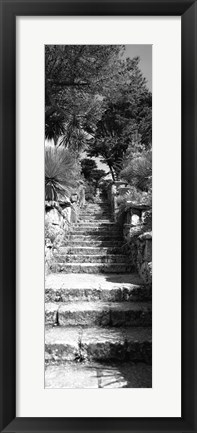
45 45 152 205
80 158 106 201
45 45 125 149
45 47 151 157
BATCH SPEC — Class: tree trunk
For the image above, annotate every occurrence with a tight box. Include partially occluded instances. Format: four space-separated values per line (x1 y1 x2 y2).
54 136 58 146
108 164 115 181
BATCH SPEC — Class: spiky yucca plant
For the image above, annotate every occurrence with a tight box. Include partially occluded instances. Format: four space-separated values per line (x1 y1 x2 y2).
45 146 79 201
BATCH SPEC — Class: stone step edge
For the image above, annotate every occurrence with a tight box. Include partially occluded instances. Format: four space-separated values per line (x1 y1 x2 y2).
63 241 124 246
59 246 124 251
45 284 151 303
45 301 152 327
73 222 118 226
45 301 152 313
45 326 152 363
64 236 123 240
54 251 129 264
51 262 132 267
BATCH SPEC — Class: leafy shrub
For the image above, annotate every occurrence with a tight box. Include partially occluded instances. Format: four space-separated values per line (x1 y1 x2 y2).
117 187 151 207
85 182 96 202
45 219 59 244
120 150 152 192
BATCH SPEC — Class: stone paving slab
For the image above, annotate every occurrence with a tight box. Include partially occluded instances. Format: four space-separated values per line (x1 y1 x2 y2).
45 361 152 388
46 273 142 288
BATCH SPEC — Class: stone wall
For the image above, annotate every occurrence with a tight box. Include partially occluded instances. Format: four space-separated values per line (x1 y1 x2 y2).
108 182 152 285
45 185 86 273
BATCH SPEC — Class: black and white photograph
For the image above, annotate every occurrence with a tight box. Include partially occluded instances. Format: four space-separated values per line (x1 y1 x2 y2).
45 44 152 389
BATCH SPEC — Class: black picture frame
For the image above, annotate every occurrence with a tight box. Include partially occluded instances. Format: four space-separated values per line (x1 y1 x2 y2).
0 1 197 432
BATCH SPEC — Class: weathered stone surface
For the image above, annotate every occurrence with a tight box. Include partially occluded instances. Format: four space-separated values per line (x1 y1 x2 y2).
54 254 129 264
45 326 152 363
65 234 123 242
45 285 151 303
80 327 152 363
63 240 123 247
45 199 152 383
139 262 152 285
73 222 118 227
58 302 111 326
45 363 99 388
46 272 142 288
139 231 152 240
45 361 152 388
96 362 152 388
71 225 121 233
57 301 151 327
45 273 149 303
45 303 58 325
80 218 112 222
45 327 81 361
59 246 124 255
50 262 135 274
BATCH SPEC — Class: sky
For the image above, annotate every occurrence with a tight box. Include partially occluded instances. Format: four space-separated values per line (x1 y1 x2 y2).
124 45 152 91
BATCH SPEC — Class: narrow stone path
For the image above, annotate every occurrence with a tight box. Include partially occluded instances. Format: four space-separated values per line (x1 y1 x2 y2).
45 200 152 388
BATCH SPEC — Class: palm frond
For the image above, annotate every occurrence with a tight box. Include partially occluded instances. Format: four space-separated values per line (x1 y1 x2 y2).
45 146 79 201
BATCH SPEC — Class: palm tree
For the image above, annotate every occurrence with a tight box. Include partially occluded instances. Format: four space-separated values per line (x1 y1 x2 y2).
45 108 66 146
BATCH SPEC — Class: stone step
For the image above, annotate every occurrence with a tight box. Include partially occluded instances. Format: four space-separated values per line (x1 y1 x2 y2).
79 212 112 216
80 209 111 214
50 262 134 274
79 215 112 220
74 222 117 227
63 240 124 247
70 227 122 234
80 211 111 215
80 207 110 211
81 212 110 215
79 218 113 223
82 205 110 210
64 235 123 242
45 361 152 388
79 213 111 217
54 254 128 264
82 203 109 206
45 326 152 363
59 246 124 255
45 301 152 327
45 273 151 303
67 231 122 237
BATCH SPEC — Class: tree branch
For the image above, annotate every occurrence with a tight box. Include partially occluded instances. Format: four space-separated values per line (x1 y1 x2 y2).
48 79 89 87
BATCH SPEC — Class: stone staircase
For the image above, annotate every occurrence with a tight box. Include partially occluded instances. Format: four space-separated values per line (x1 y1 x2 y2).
45 200 152 388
